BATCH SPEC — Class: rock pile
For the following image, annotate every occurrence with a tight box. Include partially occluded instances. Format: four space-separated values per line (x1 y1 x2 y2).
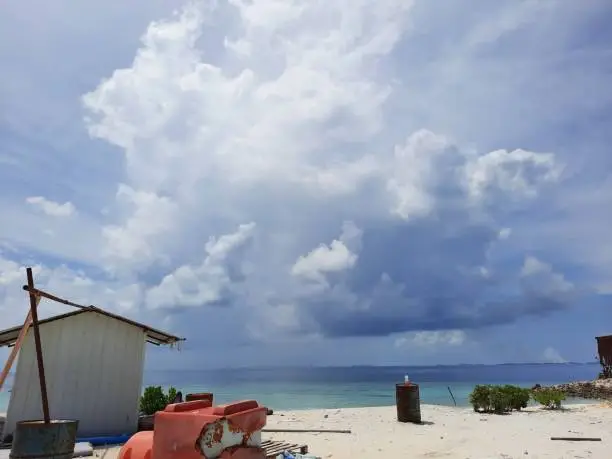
536 379 612 400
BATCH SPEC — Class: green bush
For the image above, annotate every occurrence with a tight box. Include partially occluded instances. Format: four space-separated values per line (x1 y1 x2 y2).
139 385 179 415
503 385 531 411
490 386 511 413
532 388 565 409
469 384 532 414
469 385 492 412
167 386 178 404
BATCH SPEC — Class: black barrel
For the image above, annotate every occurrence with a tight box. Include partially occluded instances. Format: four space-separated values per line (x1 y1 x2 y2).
396 383 422 423
10 420 79 459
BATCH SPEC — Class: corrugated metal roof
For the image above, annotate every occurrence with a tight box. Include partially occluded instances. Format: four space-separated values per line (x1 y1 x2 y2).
0 307 184 347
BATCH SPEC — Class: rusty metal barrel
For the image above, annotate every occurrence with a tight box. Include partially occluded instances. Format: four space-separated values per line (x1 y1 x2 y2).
10 420 79 459
185 392 213 404
396 383 421 423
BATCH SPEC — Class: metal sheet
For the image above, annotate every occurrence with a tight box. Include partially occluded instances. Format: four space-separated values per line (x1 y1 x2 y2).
596 335 612 377
198 418 263 459
10 420 79 459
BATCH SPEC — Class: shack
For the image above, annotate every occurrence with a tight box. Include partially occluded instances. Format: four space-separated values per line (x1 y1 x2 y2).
596 334 612 378
0 306 183 438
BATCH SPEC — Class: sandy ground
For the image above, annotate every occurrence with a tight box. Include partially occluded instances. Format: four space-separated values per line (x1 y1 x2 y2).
95 403 612 459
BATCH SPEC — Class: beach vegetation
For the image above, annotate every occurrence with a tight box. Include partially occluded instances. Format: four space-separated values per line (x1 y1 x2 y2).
140 385 179 415
489 386 511 413
532 388 565 409
469 384 531 413
504 385 531 411
469 384 492 412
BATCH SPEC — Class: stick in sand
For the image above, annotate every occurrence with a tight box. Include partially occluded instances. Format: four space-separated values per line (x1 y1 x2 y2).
263 429 352 434
447 386 457 406
550 437 602 442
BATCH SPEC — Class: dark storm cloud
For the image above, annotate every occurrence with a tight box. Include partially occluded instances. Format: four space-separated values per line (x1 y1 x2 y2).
296 217 573 338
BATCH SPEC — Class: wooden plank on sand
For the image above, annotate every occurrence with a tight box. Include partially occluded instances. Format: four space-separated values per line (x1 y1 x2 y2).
262 439 308 458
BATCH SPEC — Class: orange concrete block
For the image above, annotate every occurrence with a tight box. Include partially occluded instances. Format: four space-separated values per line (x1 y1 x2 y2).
121 400 267 459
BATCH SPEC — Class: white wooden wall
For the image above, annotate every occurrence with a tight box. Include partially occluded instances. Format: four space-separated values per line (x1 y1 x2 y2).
3 312 146 437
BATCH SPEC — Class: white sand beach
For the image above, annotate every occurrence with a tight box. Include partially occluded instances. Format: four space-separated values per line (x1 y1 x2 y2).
263 403 612 458
95 403 612 459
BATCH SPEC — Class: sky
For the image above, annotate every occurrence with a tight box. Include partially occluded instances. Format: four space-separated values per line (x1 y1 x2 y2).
1 0 612 369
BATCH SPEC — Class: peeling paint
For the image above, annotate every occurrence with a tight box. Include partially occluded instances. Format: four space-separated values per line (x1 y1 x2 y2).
198 418 262 458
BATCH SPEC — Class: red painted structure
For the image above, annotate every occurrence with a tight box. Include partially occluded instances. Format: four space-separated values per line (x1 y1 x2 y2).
186 393 214 404
119 399 267 459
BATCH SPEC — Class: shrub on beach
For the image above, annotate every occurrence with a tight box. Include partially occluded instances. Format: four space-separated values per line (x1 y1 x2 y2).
469 384 531 413
504 385 531 411
469 385 492 412
489 386 511 413
532 388 565 409
140 385 179 415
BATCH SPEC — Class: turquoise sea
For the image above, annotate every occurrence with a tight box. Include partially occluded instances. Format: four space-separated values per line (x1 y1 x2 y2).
0 363 600 412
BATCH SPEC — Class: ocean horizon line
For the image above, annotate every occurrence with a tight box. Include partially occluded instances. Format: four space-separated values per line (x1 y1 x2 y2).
146 361 597 372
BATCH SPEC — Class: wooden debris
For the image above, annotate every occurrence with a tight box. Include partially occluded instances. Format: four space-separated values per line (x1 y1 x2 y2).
447 386 457 406
262 440 308 458
550 437 602 442
263 428 351 434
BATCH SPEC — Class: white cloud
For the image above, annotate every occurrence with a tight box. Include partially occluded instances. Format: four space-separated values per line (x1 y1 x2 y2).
74 1 577 341
25 196 76 217
543 346 567 364
498 228 512 240
395 330 467 349
386 131 560 220
464 148 562 201
386 130 449 220
520 256 574 296
146 222 256 310
82 0 411 195
0 254 145 329
1 0 611 365
101 185 178 272
291 222 362 283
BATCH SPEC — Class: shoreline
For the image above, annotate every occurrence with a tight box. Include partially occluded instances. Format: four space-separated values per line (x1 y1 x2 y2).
263 397 598 413
539 379 612 400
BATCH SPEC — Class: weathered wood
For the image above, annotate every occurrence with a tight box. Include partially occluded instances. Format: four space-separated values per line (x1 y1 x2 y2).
0 300 37 390
22 285 88 310
447 386 457 406
262 440 308 458
550 437 602 441
26 268 50 424
263 428 351 434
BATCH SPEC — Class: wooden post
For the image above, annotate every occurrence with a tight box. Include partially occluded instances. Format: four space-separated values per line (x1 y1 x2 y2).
26 268 50 424
0 301 37 391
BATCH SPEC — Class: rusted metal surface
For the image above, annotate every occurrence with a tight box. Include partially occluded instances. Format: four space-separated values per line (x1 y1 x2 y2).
197 417 264 458
186 393 214 404
0 302 184 347
218 445 267 459
596 335 612 378
149 400 267 459
21 285 184 344
26 268 50 424
10 420 79 459
396 383 421 424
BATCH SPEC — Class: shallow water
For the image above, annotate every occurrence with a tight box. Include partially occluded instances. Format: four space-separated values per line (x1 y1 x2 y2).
1 363 598 412
140 363 600 410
